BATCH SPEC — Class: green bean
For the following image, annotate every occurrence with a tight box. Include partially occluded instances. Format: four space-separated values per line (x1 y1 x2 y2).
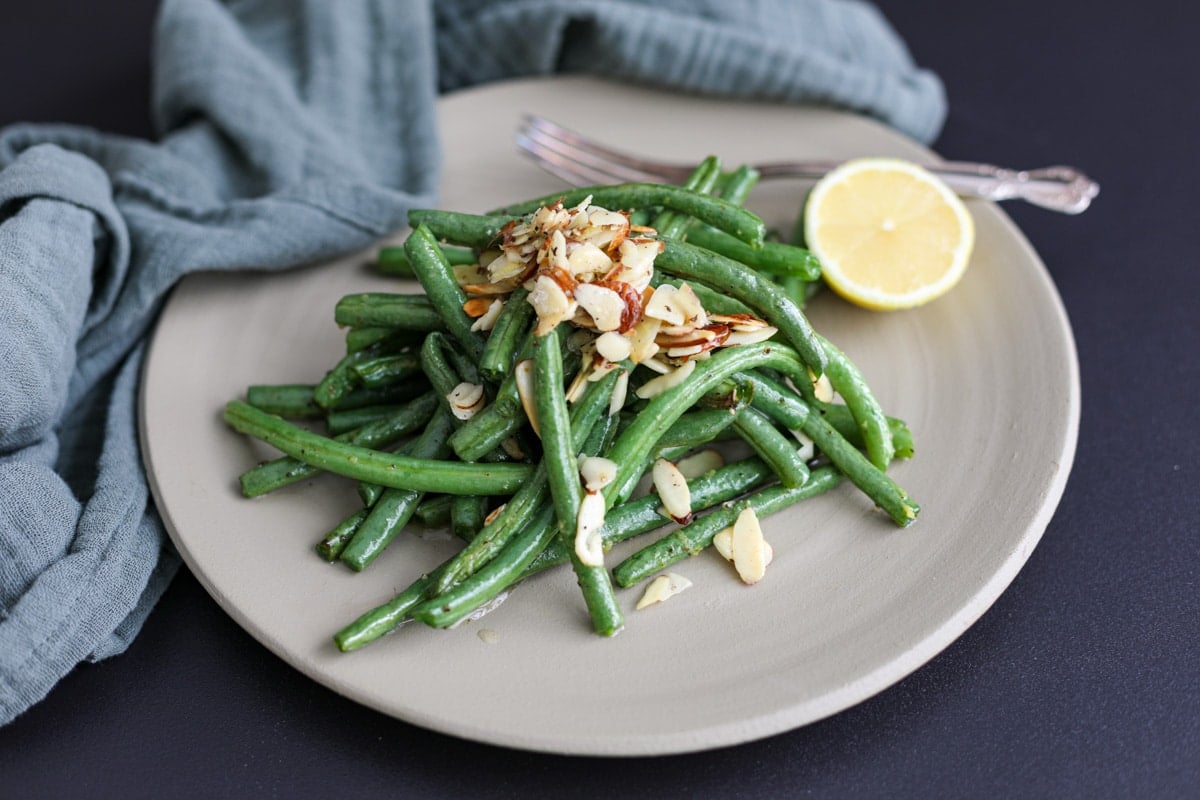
451 495 488 542
684 226 822 282
603 342 808 507
333 293 444 331
655 238 826 374
613 466 844 587
246 384 322 419
433 372 615 594
716 165 760 206
819 404 915 459
478 287 533 384
377 242 477 277
340 409 457 571
652 156 721 240
419 332 470 398
331 382 431 411
345 326 424 353
324 403 405 436
814 335 894 470
313 337 407 410
405 225 487 364
731 405 810 489
495 183 765 248
224 401 531 495
740 371 916 526
407 209 513 250
410 504 559 629
522 455 775 576
637 407 743 452
334 569 441 652
316 508 370 562
413 494 454 527
351 353 423 390
535 325 623 636
237 391 440 498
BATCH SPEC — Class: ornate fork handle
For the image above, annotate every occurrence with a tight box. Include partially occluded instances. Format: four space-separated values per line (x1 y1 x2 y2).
756 160 1100 214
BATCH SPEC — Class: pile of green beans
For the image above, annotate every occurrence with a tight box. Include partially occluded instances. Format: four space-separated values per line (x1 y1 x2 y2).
222 165 918 652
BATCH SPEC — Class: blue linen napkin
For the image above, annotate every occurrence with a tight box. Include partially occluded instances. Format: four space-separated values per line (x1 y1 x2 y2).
0 0 944 724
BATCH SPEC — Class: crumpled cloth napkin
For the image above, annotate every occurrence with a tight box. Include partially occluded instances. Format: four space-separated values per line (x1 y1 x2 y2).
0 0 944 724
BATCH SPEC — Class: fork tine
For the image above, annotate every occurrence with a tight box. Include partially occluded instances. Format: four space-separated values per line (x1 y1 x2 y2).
525 117 696 183
520 116 695 184
517 127 651 184
514 131 626 186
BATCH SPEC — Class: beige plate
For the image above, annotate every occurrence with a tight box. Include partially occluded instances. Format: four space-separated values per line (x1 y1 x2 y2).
140 77 1079 756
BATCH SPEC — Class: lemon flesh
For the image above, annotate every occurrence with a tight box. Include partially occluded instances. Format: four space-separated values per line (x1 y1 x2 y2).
804 158 975 311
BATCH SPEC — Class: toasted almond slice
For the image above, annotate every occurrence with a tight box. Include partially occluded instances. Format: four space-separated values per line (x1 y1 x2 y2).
810 370 835 403
635 572 693 610
454 260 491 286
712 526 774 566
514 359 539 437
636 359 696 399
673 282 704 323
574 491 607 567
564 361 594 403
469 298 505 332
578 456 618 491
574 283 625 332
652 458 693 524
447 382 485 421
610 370 629 416
566 241 613 281
462 297 493 318
790 429 815 461
643 284 685 325
594 331 632 363
640 354 674 375
528 274 576 336
500 436 525 460
666 344 705 359
730 507 770 584
627 315 662 363
586 359 621 383
675 449 725 480
724 325 779 346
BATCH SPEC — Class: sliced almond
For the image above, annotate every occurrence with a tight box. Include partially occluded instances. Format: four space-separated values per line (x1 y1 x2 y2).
527 274 576 336
810 370 835 403
652 458 693 524
578 456 618 491
514 359 539 437
724 325 779 346
469 298 505 332
626 315 662 364
573 283 625 332
574 491 607 567
594 331 632 363
790 429 815 461
453 260 491 286
635 572 693 610
610 369 629 416
643 284 685 326
673 282 705 323
713 525 774 565
566 242 613 281
446 382 485 421
635 358 696 399
675 449 725 480
730 507 770 584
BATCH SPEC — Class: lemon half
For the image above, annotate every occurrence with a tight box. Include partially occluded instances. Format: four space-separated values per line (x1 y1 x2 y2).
803 157 975 311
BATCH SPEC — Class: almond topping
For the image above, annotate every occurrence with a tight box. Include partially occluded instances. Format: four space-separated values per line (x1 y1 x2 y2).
574 491 607 567
652 458 693 524
578 456 618 491
573 283 625 332
514 359 539 437
643 284 685 326
675 449 725 480
469 298 505 332
730 507 770 584
636 358 696 398
446 382 485 421
635 572 693 610
594 331 632 363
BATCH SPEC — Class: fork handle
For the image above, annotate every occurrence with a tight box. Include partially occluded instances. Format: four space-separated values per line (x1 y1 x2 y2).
757 160 1100 214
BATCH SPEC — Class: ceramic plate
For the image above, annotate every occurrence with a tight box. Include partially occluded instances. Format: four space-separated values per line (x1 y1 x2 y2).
140 77 1079 755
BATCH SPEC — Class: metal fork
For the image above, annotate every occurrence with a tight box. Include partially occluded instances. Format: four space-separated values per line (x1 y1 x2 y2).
516 115 1099 215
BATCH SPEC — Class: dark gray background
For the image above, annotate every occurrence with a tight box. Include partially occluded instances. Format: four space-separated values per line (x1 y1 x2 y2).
2 2 1197 797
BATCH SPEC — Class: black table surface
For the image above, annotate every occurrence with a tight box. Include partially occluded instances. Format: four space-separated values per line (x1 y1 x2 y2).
2 2 1197 797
